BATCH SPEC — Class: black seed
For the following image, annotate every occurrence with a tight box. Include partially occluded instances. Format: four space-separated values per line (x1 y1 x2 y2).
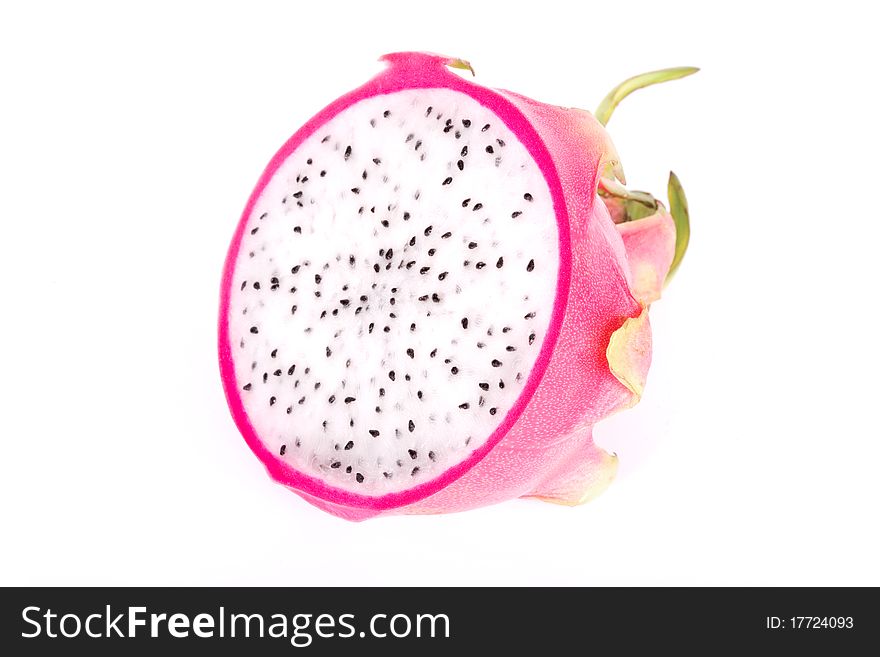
356 473 364 483
475 262 486 269
492 359 502 367
249 326 258 334
462 198 470 207
451 366 459 375
527 259 535 272
403 211 411 220
459 402 470 409
457 160 464 170
368 322 374 333
291 305 297 315
286 407 292 414
360 295 368 302
351 187 360 194
294 226 302 234
383 326 390 333
529 332 536 344
240 280 247 291
250 226 259 235
379 387 385 397
321 135 330 143
473 203 483 211
280 444 286 455
442 176 453 185
479 382 489 391
373 263 381 273
415 140 422 150
346 465 352 473
386 248 394 260
292 191 303 199
389 371 396 381
477 341 486 348
369 429 380 437
263 372 268 383
485 145 494 154
499 379 505 389
481 123 490 132
344 396 356 404
320 170 326 177
315 291 321 297
432 293 440 302
269 396 276 406
345 440 355 450
381 219 389 227
489 407 497 416
331 461 341 469
362 170 368 180
288 365 296 375
406 348 415 359
461 317 469 329
419 294 428 301
417 390 423 399
340 299 350 307
344 145 352 160
273 369 282 376
524 312 536 319
442 231 452 239
419 266 431 275
408 449 418 460
408 419 415 433
430 348 437 358
524 193 533 201
328 395 336 404
243 383 252 391
496 257 504 268
426 106 433 116
253 282 261 290
438 271 448 281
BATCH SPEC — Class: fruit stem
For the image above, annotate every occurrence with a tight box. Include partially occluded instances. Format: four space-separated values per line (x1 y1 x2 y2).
595 66 699 126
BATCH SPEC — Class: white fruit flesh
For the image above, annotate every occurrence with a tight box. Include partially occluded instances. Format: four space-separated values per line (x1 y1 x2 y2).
229 89 559 494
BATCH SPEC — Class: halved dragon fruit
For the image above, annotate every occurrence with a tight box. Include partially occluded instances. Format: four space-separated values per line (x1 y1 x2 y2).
219 52 694 520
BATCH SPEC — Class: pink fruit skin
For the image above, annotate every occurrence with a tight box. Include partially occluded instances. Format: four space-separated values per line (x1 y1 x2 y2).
219 52 674 520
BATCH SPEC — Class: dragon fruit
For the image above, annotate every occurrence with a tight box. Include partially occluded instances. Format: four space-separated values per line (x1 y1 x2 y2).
218 52 694 520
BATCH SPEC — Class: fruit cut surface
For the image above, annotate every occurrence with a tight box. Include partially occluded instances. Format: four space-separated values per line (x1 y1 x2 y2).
226 89 560 495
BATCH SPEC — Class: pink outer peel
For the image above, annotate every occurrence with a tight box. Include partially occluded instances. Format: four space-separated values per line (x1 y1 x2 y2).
219 52 668 520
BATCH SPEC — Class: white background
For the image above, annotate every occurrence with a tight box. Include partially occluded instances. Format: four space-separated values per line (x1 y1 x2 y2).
1 0 878 586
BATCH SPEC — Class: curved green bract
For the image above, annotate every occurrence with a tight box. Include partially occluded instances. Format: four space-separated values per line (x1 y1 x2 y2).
666 171 690 281
595 67 699 126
